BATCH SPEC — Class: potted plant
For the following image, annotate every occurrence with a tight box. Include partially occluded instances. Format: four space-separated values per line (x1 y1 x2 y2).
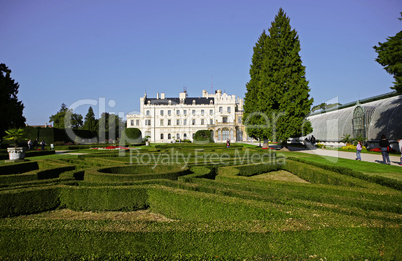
3 128 26 161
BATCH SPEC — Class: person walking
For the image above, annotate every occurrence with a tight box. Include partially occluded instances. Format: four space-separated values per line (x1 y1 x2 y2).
226 138 230 148
27 139 33 150
40 140 45 151
33 138 38 150
356 141 362 161
379 135 391 165
398 139 402 165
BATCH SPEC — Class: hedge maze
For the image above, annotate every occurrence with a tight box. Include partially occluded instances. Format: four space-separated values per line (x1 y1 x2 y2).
0 145 401 260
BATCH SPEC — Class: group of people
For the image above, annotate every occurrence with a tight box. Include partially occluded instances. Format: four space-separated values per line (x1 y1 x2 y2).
27 139 45 150
356 135 402 165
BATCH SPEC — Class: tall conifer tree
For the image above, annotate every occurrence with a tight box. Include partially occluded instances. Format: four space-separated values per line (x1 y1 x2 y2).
0 64 26 137
244 8 313 146
244 31 267 144
83 106 98 131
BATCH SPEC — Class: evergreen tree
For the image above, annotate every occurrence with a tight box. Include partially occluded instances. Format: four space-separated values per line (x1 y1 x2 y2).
245 8 313 147
0 63 26 137
373 13 402 94
82 106 98 131
243 31 267 145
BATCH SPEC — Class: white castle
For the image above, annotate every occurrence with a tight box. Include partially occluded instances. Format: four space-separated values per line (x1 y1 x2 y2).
126 90 250 143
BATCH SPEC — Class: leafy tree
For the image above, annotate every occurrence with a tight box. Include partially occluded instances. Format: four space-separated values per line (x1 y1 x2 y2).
373 13 402 93
243 31 267 145
0 63 26 137
97 112 125 141
82 106 98 131
258 8 313 146
49 103 83 129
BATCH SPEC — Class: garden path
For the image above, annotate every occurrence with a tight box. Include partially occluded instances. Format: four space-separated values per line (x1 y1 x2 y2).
287 146 402 166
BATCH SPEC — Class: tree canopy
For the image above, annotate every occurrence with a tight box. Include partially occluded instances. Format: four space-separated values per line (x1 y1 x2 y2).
244 9 313 146
0 63 26 137
49 103 83 129
97 112 125 141
373 16 402 93
373 13 402 94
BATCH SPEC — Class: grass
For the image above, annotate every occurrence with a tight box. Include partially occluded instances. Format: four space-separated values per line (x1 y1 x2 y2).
0 143 401 260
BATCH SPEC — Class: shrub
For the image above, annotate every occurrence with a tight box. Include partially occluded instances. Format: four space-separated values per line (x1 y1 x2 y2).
342 144 367 151
193 130 214 143
120 128 142 145
316 143 325 149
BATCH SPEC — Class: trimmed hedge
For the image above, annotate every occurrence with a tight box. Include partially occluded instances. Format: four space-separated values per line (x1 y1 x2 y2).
178 166 215 182
25 150 56 157
148 186 287 221
0 186 60 217
283 160 361 187
288 157 402 190
0 161 39 175
0 226 400 260
60 185 149 211
84 165 190 183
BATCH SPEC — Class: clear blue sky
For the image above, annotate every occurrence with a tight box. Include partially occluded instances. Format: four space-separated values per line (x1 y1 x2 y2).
1 0 401 125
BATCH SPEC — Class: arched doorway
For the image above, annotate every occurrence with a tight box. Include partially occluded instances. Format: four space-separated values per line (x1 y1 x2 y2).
352 106 365 139
222 128 229 141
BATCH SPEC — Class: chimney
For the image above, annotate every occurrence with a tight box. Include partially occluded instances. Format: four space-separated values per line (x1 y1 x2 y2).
156 92 159 99
161 93 165 99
